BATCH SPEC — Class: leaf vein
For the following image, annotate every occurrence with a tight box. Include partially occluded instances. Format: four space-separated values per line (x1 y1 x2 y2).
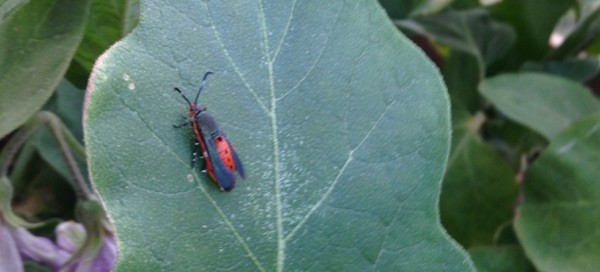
114 79 267 271
257 0 285 271
275 3 345 101
373 182 424 266
271 0 297 63
285 98 397 241
205 4 269 113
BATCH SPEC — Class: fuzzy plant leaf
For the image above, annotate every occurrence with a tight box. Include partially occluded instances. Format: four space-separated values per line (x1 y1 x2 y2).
84 0 473 270
0 0 90 138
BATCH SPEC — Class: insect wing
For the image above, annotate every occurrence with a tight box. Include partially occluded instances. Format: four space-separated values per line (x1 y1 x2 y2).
202 129 236 191
226 137 246 179
213 133 245 179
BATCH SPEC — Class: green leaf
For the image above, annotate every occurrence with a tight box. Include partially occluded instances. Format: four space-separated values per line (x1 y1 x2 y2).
469 246 536 272
442 51 483 113
377 0 420 19
403 9 516 112
481 118 547 169
550 5 600 59
66 0 140 88
45 80 85 141
85 1 473 270
72 0 139 73
514 112 600 272
0 0 29 19
23 261 53 272
441 106 518 248
480 72 600 140
521 57 600 82
378 0 452 19
397 8 515 71
449 0 480 9
490 0 571 61
493 221 519 245
588 36 600 54
0 0 91 138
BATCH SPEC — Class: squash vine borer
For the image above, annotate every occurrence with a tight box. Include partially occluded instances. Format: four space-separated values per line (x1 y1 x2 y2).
173 72 245 191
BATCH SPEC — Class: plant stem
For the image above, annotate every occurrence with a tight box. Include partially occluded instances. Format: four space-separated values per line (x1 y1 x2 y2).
37 111 91 200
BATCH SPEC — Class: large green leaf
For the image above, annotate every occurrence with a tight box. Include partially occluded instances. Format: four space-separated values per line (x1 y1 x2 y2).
480 72 600 140
441 105 517 248
514 113 600 271
0 0 90 138
85 0 472 270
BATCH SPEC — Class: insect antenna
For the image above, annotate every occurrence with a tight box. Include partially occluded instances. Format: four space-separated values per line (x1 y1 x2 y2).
174 87 193 107
194 71 213 104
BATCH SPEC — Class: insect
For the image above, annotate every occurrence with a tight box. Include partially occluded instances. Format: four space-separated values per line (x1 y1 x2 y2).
173 72 245 191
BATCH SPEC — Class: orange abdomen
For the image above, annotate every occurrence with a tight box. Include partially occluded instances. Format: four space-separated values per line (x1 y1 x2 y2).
214 136 236 172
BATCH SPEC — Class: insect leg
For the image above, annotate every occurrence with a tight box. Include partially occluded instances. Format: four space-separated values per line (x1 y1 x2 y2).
173 120 191 128
198 143 208 172
200 160 207 173
191 138 200 168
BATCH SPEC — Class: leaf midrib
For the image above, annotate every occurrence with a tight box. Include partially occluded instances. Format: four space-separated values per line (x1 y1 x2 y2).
205 1 348 271
256 1 286 272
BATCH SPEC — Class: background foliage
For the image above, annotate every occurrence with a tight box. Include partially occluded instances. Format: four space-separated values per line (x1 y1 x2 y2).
388 0 600 271
1 0 599 271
